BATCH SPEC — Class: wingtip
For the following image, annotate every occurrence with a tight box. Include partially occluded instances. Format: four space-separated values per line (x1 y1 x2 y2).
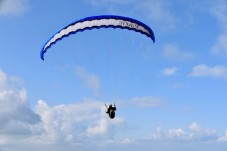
40 51 45 61
152 35 155 43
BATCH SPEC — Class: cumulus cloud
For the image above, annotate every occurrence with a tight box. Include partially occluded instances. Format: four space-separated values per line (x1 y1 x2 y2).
87 118 109 136
188 122 218 141
218 130 227 142
149 127 187 141
163 44 193 60
0 69 40 138
189 64 227 78
33 99 125 145
75 66 101 96
147 122 218 142
168 128 186 139
0 0 28 16
1 69 227 150
161 67 178 76
0 97 125 148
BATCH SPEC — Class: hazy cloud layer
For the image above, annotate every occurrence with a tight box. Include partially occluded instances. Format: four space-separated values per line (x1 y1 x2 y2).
130 96 163 108
0 0 28 16
210 0 227 56
127 122 219 143
190 64 227 78
86 0 177 30
161 66 178 76
163 44 193 61
75 66 101 96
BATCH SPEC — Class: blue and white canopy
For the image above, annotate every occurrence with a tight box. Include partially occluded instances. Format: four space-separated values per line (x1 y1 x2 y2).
41 15 155 60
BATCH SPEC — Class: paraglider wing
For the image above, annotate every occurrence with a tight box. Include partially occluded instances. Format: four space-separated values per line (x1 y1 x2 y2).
40 15 155 60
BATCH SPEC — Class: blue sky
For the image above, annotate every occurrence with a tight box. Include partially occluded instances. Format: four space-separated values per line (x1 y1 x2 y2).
1 0 227 151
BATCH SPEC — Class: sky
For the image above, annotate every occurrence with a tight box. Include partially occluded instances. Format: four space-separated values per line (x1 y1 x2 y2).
0 0 227 151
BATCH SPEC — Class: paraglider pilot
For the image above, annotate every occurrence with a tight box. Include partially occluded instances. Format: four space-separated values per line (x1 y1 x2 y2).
105 103 116 119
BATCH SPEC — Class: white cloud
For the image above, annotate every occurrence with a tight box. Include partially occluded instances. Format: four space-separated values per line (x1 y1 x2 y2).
218 130 227 142
149 127 188 141
0 69 7 87
87 116 124 138
75 66 101 96
167 128 187 140
147 122 218 142
1 69 227 150
212 34 227 56
190 64 227 78
136 0 177 30
0 0 28 16
117 137 136 145
188 122 218 141
87 118 109 136
0 69 40 138
161 67 178 76
210 0 227 30
210 0 227 56
33 99 125 145
163 44 193 60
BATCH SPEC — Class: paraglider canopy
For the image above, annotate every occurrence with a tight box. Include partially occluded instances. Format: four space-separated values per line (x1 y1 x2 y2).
40 15 155 60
